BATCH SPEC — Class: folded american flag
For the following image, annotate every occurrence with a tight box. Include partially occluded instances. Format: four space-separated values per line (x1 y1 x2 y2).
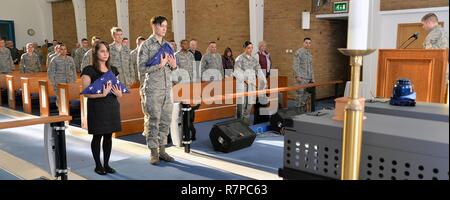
145 43 174 67
80 70 129 94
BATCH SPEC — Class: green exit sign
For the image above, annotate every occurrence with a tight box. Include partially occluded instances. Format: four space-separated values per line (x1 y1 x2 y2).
334 1 349 13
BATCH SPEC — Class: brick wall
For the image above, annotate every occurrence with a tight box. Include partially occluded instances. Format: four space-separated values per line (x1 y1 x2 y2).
381 0 448 11
186 0 250 57
129 0 173 50
265 0 349 99
86 0 118 44
52 0 77 51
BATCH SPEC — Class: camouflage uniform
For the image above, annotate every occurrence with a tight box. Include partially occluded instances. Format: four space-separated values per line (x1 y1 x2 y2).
46 52 58 67
171 50 196 146
423 25 449 49
0 47 14 73
34 47 45 65
130 48 140 85
138 35 176 149
200 52 224 81
174 50 195 83
423 25 449 80
47 46 55 55
293 47 314 109
70 48 77 58
233 53 267 122
19 52 41 73
109 43 134 87
47 56 76 97
74 47 89 73
81 49 93 71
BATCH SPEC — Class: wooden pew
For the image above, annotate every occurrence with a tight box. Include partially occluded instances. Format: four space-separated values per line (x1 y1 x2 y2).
4 72 46 110
79 87 144 137
0 72 18 106
1 72 18 105
57 80 82 116
20 73 49 114
0 74 6 105
173 78 238 123
173 76 289 123
5 74 19 109
38 80 54 117
115 88 143 137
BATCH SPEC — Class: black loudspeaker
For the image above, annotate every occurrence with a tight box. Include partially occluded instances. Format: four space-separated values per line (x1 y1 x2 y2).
253 101 270 124
210 119 256 153
270 108 303 135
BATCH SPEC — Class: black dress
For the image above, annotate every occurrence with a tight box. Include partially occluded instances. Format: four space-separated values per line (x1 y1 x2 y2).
81 65 122 135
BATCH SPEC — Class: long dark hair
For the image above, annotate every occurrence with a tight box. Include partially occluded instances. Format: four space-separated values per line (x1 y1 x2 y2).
223 47 233 59
92 41 110 72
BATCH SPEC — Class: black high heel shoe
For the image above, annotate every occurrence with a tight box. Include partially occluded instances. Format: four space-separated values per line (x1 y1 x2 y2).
94 167 107 175
104 166 116 174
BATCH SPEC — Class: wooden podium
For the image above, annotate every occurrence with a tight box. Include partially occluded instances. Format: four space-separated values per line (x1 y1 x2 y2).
377 49 448 103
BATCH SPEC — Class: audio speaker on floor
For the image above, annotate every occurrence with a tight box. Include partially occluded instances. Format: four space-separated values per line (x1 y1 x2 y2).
209 119 256 153
270 108 304 135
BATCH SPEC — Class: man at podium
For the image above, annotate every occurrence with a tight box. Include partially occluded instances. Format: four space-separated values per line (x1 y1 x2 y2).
421 13 448 49
422 13 449 103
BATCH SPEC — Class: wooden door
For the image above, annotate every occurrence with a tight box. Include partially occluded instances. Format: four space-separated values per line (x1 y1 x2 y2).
397 22 444 49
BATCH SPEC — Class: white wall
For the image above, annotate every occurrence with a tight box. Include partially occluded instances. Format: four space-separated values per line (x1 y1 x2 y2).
363 6 449 99
0 0 53 49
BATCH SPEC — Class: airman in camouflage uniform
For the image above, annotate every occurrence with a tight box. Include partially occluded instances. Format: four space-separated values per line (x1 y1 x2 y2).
81 49 93 71
200 42 224 81
174 40 195 83
33 42 45 65
130 36 146 85
233 41 267 123
74 38 90 73
422 13 449 49
109 27 134 88
81 36 101 72
20 43 41 73
47 45 76 100
46 44 60 67
0 39 14 73
422 13 449 80
138 16 178 165
293 38 314 112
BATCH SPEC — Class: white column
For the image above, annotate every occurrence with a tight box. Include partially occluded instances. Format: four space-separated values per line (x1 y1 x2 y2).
250 0 264 55
115 0 130 39
347 0 370 50
362 0 381 99
72 0 87 42
172 0 186 51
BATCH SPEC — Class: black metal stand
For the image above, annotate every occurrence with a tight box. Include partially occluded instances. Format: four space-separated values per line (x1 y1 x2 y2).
278 167 335 180
51 122 68 180
307 87 316 112
181 104 192 153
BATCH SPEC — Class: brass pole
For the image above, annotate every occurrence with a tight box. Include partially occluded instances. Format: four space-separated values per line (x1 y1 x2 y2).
341 56 364 180
337 49 375 180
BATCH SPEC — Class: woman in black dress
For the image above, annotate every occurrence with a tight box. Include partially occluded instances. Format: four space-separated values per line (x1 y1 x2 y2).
81 41 123 175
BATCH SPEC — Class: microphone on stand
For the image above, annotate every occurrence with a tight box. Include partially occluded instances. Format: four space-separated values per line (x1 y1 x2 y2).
399 32 420 49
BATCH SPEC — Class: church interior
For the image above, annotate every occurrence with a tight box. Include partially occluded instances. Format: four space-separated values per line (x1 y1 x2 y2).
0 0 448 181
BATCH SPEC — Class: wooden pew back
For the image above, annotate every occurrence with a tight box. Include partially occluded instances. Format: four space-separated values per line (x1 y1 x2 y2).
114 88 143 137
38 80 53 117
58 80 82 116
21 73 49 114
